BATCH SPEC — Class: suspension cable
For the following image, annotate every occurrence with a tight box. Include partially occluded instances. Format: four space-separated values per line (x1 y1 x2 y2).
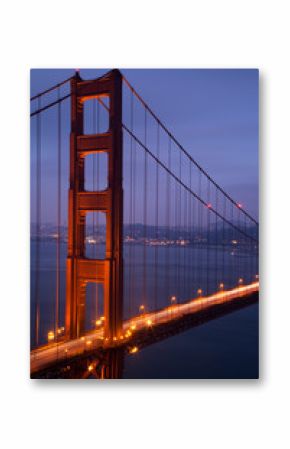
122 74 258 227
122 124 258 244
30 76 73 101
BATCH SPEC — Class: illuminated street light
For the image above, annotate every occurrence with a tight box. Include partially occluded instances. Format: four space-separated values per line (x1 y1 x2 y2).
47 331 55 342
139 304 145 314
146 319 153 327
219 283 224 290
197 288 203 296
88 364 94 372
238 278 243 285
170 295 177 304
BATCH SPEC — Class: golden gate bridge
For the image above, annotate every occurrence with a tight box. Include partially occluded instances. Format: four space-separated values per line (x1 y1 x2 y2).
30 69 259 377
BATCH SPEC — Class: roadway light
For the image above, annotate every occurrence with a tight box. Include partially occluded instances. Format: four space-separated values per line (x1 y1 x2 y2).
47 331 55 342
170 295 176 304
219 283 224 290
139 304 145 313
238 278 243 285
197 288 202 296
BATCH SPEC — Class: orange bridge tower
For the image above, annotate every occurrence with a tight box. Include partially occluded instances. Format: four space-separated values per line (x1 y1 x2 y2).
65 69 123 342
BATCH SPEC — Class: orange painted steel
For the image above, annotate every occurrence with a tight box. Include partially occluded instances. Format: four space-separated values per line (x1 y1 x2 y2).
65 70 123 341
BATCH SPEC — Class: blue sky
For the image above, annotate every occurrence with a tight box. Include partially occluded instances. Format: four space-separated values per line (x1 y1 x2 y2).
31 68 258 223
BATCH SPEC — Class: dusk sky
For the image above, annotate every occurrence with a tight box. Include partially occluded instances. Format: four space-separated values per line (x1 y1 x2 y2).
31 69 258 223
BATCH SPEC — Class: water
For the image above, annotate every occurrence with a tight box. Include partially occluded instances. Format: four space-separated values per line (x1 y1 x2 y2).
123 303 258 379
31 240 258 378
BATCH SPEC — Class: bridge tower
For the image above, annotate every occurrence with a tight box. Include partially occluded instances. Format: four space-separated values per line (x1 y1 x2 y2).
65 69 123 342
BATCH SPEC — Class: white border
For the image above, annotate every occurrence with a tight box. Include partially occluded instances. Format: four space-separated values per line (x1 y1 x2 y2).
1 1 289 448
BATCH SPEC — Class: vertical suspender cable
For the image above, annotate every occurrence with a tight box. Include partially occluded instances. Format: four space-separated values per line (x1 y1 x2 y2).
167 136 171 303
143 108 147 308
215 186 218 289
55 88 61 340
34 97 41 347
129 90 133 317
222 196 226 288
206 178 210 296
154 123 160 315
197 169 202 298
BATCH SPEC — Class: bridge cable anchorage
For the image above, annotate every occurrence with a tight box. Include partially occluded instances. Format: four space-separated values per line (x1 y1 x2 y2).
121 74 258 227
122 124 258 244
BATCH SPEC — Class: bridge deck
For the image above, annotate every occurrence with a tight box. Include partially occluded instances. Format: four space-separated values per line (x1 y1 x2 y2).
30 282 259 375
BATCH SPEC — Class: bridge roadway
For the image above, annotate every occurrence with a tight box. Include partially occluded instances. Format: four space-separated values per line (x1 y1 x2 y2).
30 282 259 375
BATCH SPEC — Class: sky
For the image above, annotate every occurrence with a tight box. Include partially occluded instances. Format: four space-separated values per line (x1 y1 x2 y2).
30 68 258 224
